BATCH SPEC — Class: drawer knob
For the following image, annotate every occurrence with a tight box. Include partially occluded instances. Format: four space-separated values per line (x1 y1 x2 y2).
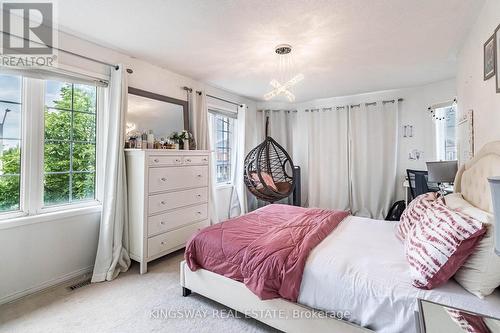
175 159 181 162
197 174 202 178
154 158 159 162
160 221 166 225
161 241 166 245
203 158 208 161
161 177 167 182
197 211 202 215
161 201 166 205
186 159 192 162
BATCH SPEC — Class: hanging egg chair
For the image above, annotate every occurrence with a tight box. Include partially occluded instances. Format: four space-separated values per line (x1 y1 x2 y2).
244 117 295 203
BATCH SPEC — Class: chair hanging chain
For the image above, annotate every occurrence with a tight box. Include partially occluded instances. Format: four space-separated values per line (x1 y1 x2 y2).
265 116 270 138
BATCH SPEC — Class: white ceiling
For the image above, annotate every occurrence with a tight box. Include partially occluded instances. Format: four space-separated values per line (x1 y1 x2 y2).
55 0 484 102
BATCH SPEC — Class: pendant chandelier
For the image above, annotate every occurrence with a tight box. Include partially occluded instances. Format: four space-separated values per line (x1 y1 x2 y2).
264 44 304 102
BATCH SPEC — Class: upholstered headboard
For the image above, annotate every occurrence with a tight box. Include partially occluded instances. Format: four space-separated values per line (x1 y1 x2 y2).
454 141 500 213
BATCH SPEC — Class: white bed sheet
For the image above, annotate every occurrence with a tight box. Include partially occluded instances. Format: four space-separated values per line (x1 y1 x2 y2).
298 216 500 333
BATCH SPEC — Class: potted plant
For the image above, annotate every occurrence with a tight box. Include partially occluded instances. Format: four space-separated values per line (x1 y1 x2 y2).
168 132 181 150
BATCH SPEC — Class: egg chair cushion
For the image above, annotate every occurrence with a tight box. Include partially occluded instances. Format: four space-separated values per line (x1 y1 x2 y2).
251 171 278 192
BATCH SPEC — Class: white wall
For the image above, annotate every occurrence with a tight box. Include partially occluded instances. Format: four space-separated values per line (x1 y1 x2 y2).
256 79 457 202
457 0 500 152
0 30 256 303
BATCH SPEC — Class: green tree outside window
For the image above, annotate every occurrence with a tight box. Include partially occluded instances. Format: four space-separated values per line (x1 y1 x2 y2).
0 82 97 212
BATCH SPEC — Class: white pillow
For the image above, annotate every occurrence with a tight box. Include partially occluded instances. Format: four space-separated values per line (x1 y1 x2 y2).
446 193 500 299
445 193 493 223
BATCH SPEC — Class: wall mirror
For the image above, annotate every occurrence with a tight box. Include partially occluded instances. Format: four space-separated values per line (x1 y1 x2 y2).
126 87 189 139
418 299 500 333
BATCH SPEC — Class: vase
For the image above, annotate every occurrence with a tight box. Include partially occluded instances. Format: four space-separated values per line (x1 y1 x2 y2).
183 139 190 150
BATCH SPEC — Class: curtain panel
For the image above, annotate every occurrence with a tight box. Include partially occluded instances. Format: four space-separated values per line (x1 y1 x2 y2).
349 102 399 219
194 91 220 225
229 104 247 217
306 107 350 210
92 65 131 282
269 101 401 219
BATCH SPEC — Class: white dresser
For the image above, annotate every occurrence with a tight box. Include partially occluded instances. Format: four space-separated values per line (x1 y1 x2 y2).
125 149 210 274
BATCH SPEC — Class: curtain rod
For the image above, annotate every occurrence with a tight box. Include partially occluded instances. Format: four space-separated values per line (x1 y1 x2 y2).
1 31 133 72
351 98 403 108
258 109 298 113
193 90 243 108
428 98 457 111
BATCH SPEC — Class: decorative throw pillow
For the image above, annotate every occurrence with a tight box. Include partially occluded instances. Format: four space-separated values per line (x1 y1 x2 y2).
446 193 500 299
396 192 440 241
251 172 278 192
405 203 486 289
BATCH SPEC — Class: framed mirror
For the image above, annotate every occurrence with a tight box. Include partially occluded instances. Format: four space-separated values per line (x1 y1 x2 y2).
418 299 500 333
127 87 189 139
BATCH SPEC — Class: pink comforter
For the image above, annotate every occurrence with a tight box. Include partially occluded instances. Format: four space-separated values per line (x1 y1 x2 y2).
185 204 349 301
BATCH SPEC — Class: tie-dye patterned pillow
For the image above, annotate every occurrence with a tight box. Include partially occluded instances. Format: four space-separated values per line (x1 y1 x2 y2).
396 192 441 241
405 203 486 289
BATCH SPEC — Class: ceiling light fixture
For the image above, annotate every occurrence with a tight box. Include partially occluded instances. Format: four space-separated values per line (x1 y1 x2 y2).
264 44 304 102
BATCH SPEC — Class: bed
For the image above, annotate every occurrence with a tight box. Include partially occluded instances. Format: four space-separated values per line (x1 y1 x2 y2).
180 141 500 333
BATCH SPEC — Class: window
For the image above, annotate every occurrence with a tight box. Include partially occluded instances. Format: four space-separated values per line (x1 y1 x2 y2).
435 104 457 161
44 81 97 206
0 74 22 213
212 113 234 184
0 72 100 219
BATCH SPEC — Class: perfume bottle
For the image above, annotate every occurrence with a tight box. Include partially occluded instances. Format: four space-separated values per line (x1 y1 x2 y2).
147 130 154 149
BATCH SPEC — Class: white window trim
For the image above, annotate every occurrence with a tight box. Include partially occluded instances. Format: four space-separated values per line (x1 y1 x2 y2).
0 205 102 231
0 72 103 224
216 183 233 190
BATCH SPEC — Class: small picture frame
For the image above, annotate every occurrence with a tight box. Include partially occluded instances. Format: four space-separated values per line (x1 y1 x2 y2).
496 24 500 93
484 33 496 81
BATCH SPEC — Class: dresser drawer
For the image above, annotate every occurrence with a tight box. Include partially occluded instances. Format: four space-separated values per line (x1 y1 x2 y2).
148 203 208 236
148 187 208 215
148 155 182 167
183 155 209 165
148 220 209 258
149 166 208 193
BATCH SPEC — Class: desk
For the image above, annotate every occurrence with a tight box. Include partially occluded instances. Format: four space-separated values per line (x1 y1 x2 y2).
403 180 453 206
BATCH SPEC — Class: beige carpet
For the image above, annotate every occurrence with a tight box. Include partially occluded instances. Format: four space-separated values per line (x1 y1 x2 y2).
0 250 279 333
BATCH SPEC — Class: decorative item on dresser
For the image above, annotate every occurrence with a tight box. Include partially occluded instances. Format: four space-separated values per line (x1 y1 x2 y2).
125 149 210 274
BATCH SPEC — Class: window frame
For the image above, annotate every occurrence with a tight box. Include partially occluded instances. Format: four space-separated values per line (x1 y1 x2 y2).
210 111 235 186
0 76 27 220
215 114 232 184
0 72 103 221
433 102 457 162
41 82 99 210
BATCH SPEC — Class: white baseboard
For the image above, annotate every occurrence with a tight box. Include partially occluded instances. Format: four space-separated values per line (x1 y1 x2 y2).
0 266 93 305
